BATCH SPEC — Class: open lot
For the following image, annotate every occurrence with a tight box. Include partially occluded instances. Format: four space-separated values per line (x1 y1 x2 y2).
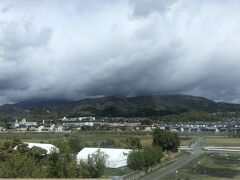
163 153 240 180
203 136 240 147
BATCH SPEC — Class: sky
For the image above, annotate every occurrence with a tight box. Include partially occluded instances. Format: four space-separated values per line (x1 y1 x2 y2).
0 0 240 104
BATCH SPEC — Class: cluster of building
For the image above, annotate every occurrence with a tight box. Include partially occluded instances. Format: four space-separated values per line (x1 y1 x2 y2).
2 117 240 133
7 119 63 132
4 117 96 132
160 120 240 133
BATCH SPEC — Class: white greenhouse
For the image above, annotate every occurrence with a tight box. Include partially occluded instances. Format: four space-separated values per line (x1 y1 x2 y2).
76 148 132 168
15 142 59 154
26 143 59 154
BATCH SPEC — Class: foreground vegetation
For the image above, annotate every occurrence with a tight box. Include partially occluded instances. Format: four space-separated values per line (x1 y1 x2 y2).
0 129 180 178
0 139 107 178
1 130 239 178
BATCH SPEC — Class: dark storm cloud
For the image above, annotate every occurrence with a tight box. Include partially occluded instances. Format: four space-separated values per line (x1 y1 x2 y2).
80 42 181 96
0 72 30 96
0 0 240 104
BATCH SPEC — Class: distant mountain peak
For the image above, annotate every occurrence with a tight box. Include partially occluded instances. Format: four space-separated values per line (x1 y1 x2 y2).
0 94 240 121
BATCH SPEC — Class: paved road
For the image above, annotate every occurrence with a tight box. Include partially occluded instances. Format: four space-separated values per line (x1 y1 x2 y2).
140 137 204 180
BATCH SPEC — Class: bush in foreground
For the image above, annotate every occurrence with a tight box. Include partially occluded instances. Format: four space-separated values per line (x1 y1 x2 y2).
127 146 163 170
0 139 107 178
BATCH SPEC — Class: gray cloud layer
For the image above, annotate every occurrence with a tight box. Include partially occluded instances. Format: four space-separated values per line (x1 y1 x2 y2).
0 0 240 104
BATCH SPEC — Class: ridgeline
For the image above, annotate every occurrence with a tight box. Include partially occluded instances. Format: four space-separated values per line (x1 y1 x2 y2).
1 94 240 121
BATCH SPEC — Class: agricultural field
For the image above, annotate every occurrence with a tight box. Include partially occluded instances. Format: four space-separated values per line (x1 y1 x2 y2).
163 153 240 180
203 136 240 147
0 131 194 148
139 135 194 147
0 131 152 148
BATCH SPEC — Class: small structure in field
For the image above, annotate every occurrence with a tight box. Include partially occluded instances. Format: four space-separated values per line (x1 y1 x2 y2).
76 147 132 168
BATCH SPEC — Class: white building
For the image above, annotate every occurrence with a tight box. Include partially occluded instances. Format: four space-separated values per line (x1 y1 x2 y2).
77 148 132 168
60 116 96 122
9 119 37 129
38 125 44 132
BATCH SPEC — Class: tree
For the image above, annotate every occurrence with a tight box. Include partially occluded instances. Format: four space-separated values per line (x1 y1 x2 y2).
53 136 84 154
68 136 84 153
143 146 162 168
29 146 47 161
0 140 79 178
16 143 30 154
127 146 163 171
152 128 180 151
46 152 65 178
127 150 145 170
125 137 142 149
81 149 108 178
52 139 71 154
0 151 44 178
171 133 180 152
100 139 117 148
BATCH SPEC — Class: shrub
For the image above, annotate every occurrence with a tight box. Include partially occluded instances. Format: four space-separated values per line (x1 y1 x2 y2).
127 150 145 170
81 149 108 178
125 137 142 149
127 146 163 170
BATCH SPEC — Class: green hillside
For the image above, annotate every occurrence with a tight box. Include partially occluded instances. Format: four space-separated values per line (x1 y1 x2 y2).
1 94 240 121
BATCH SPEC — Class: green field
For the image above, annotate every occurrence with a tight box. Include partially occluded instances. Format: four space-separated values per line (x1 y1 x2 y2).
0 131 152 148
0 131 194 148
203 136 240 147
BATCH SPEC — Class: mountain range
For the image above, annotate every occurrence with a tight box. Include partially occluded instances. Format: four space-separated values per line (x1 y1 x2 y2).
1 94 240 121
